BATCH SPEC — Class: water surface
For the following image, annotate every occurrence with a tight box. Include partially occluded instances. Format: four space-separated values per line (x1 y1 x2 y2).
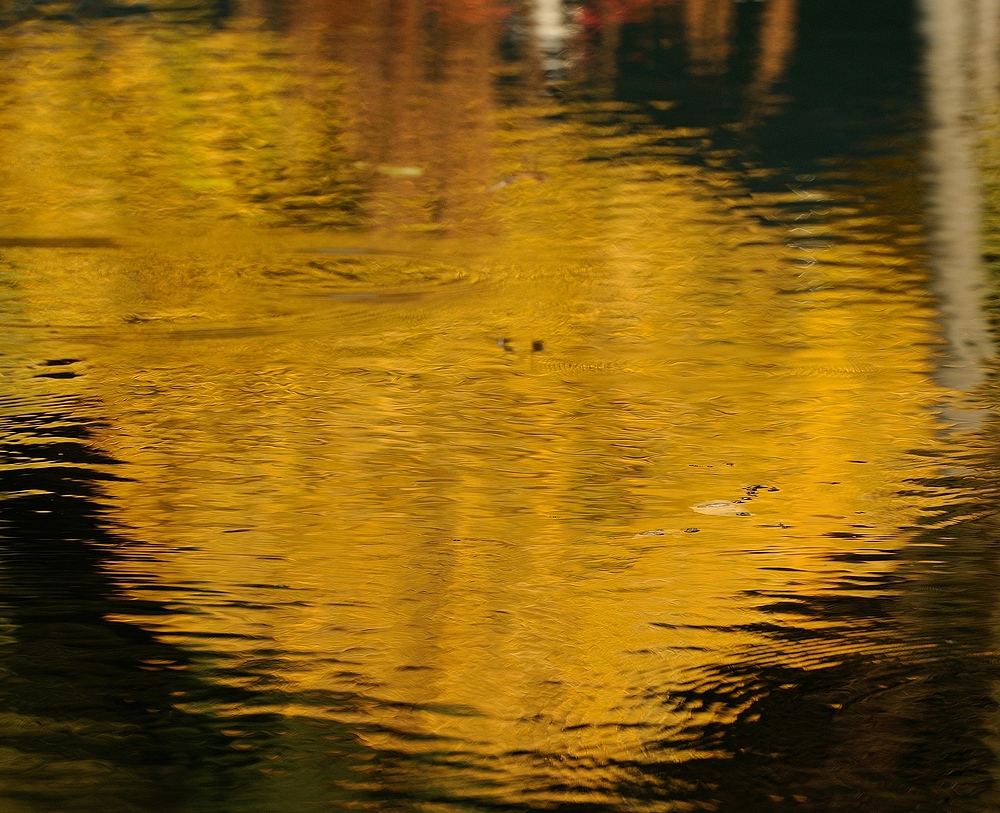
1 1 999 811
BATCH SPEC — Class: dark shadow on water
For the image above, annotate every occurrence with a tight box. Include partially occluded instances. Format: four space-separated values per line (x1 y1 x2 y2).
0 398 466 812
609 0 924 194
0 401 272 812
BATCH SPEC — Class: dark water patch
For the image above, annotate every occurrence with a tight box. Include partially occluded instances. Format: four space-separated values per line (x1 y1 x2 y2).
34 370 78 379
0 400 298 812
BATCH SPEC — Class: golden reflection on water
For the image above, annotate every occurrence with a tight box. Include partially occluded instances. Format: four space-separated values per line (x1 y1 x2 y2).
0 4 980 810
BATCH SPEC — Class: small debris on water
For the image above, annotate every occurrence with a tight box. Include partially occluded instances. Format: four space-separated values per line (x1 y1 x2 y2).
692 500 753 517
742 484 779 499
532 340 544 352
683 528 700 533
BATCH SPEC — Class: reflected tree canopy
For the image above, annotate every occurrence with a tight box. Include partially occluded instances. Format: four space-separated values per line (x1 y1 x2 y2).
0 1 998 812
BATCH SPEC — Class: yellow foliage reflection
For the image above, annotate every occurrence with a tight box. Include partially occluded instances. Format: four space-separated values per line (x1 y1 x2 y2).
0 2 965 808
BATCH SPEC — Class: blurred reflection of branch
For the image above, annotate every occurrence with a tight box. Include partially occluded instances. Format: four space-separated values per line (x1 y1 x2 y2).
921 0 998 426
684 0 734 75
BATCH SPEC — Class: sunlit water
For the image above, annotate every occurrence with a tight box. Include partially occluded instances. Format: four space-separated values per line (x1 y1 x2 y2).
1 1 999 811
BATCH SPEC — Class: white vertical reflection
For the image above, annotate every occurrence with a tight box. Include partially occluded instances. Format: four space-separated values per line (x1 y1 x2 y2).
920 0 998 424
531 0 568 72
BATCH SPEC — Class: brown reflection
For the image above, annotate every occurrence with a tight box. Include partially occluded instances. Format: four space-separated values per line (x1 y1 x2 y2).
282 0 499 232
745 0 797 116
752 0 797 91
0 0 500 236
684 0 734 75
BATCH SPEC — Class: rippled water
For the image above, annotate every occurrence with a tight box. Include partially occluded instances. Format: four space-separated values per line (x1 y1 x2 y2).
1 1 1000 811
